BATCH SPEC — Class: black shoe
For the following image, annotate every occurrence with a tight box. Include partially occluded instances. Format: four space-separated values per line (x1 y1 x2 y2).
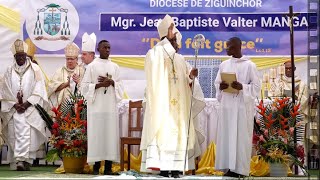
171 171 180 178
24 162 31 171
93 161 100 175
104 160 115 175
224 170 233 176
233 172 245 178
227 171 245 178
159 171 169 177
32 159 39 166
16 161 25 171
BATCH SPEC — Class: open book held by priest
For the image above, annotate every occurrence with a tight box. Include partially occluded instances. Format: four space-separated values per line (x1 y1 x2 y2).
221 72 238 93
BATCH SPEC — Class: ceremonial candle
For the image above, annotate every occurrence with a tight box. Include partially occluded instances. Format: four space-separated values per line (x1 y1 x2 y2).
263 72 269 83
269 68 276 79
279 64 285 75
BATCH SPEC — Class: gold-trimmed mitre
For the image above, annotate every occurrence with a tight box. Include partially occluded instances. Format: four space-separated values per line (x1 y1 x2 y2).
10 39 28 55
64 42 80 58
157 14 182 46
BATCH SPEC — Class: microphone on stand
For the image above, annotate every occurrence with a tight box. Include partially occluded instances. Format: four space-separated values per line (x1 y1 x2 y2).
183 34 205 175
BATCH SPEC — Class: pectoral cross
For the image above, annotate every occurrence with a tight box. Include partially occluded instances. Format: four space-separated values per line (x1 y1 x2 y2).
104 73 112 94
172 72 178 84
17 73 23 104
17 91 23 104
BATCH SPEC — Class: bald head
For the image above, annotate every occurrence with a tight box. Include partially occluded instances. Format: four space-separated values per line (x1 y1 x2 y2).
284 61 296 77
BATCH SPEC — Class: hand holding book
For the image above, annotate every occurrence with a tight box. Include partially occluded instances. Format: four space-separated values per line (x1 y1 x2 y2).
220 72 241 93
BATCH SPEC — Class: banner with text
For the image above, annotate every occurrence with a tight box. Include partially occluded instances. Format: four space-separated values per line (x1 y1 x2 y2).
23 0 318 55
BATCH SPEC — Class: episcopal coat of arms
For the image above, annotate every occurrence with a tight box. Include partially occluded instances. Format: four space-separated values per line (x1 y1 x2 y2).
34 3 70 41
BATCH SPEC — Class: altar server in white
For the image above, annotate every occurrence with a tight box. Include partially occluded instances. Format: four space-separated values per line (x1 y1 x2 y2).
81 39 124 175
214 37 261 177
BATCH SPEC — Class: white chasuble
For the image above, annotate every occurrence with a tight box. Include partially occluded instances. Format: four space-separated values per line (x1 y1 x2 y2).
0 59 48 164
48 65 85 107
140 38 205 172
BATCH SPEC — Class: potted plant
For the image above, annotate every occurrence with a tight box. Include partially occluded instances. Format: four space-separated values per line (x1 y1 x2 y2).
253 97 306 176
36 92 87 173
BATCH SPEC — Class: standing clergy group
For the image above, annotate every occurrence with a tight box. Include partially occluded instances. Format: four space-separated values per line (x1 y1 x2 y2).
0 14 266 178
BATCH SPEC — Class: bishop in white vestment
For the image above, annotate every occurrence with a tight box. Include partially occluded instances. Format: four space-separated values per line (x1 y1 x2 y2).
81 40 124 175
0 40 48 171
214 37 261 177
48 43 85 107
140 15 206 178
80 32 96 69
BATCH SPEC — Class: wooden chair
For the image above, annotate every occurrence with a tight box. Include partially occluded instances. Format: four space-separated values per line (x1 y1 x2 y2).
120 100 143 171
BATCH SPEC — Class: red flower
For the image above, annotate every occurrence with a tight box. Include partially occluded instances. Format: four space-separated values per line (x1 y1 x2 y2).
293 103 300 112
52 122 59 129
51 107 59 115
276 103 287 110
280 115 288 123
58 139 65 145
82 121 87 128
78 99 84 106
277 97 290 105
73 140 82 147
252 133 259 144
290 111 299 118
296 145 304 158
260 149 267 156
52 129 59 136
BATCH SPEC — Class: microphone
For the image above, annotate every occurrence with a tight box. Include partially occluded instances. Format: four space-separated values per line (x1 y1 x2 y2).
193 34 205 50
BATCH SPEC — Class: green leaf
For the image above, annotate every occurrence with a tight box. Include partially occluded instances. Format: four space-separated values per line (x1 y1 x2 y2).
45 149 61 162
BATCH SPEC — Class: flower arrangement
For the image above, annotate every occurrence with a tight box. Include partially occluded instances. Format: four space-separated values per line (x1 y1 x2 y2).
36 93 87 162
253 97 305 168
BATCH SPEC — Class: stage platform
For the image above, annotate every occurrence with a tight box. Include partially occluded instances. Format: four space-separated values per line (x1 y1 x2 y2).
0 165 318 179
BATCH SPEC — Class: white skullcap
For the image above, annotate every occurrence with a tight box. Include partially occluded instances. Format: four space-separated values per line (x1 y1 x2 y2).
81 32 96 52
64 42 80 58
11 39 28 55
157 14 182 46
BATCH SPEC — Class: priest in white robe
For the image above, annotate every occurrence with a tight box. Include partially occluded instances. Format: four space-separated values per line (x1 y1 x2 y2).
81 40 124 175
140 14 206 178
0 39 48 171
274 61 308 116
214 37 261 177
80 32 96 69
48 43 85 107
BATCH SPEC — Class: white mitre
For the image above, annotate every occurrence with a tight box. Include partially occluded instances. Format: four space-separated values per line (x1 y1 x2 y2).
157 14 182 46
82 32 97 52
